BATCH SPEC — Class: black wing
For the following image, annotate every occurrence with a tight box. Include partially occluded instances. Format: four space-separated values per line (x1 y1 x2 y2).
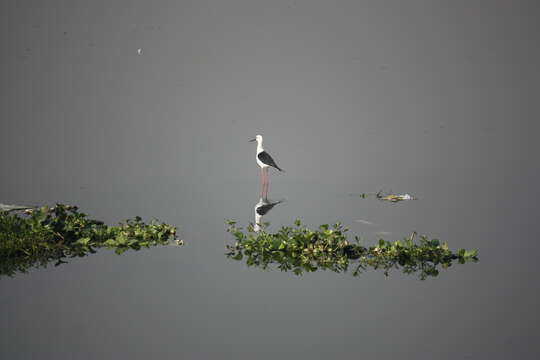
258 151 283 171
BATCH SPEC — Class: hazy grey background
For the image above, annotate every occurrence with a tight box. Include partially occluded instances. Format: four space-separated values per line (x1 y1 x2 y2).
1 0 540 359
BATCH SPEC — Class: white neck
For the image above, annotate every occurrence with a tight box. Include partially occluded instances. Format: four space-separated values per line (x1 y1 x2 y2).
256 140 264 153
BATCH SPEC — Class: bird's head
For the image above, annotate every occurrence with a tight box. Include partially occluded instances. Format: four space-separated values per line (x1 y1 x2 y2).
249 134 263 143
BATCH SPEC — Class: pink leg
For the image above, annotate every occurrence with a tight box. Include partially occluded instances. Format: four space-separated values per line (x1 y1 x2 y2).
263 168 268 199
264 167 269 198
260 168 264 197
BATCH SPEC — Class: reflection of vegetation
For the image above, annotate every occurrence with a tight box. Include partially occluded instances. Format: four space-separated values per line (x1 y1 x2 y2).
0 204 181 277
226 220 478 279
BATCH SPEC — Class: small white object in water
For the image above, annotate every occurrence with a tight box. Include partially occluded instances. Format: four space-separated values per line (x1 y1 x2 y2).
354 219 374 225
137 48 142 55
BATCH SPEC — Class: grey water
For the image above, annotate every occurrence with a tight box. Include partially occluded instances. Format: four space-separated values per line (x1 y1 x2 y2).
2 1 540 359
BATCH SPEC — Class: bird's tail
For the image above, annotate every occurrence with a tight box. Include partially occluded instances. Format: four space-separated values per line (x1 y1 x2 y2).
275 166 284 172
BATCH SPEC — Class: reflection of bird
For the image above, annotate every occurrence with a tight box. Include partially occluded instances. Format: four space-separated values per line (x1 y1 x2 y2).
249 135 283 198
254 197 284 232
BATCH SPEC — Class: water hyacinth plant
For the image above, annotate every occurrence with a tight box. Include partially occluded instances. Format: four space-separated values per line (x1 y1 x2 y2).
226 220 478 279
0 204 181 277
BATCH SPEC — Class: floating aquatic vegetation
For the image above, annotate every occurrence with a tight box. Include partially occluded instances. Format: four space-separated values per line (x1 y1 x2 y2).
226 220 478 279
378 193 416 202
0 204 181 277
356 191 417 202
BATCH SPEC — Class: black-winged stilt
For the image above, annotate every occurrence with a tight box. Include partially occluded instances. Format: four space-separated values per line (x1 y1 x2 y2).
249 134 284 197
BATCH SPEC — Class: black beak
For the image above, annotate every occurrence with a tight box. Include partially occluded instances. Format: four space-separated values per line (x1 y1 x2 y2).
248 138 256 142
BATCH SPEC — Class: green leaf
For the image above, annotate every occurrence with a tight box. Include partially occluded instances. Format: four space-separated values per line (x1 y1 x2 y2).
104 239 117 247
114 247 128 255
75 237 90 246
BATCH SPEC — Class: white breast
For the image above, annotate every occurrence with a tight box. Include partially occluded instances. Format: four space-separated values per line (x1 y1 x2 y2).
256 149 268 168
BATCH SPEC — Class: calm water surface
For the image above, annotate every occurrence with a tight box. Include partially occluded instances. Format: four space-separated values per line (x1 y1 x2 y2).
2 1 540 359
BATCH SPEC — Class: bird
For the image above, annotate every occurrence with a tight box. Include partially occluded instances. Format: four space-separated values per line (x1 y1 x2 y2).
249 134 284 198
